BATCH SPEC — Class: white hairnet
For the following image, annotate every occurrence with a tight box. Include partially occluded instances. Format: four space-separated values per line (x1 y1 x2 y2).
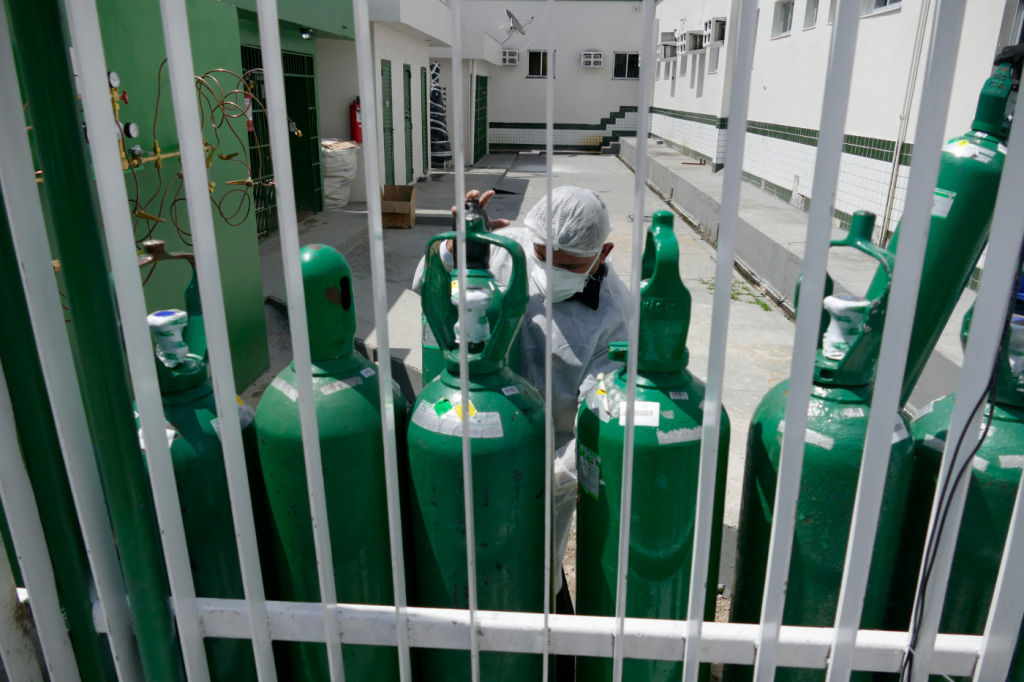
524 186 612 256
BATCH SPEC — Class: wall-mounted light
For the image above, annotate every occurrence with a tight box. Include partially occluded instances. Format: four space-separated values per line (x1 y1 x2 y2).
301 27 313 40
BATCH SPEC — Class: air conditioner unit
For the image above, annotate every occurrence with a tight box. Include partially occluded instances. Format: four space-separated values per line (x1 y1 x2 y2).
659 44 678 60
704 17 726 47
581 50 603 67
683 30 705 53
501 49 519 65
659 30 677 45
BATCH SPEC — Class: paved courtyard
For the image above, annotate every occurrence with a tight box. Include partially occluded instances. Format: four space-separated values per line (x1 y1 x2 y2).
248 152 800 606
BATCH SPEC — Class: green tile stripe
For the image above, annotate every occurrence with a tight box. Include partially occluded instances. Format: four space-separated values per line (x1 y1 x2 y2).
488 106 637 153
650 106 914 166
489 105 636 131
650 106 727 129
747 120 818 147
490 143 605 153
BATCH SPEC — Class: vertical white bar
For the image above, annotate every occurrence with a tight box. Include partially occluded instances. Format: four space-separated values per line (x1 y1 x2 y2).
252 3 346 679
349 0 413 677
154 1 277 679
611 0 655 680
973 436 1024 680
0 9 144 680
752 0 861 678
682 0 758 678
448 3 480 679
908 103 1024 682
825 0 965 679
63 0 214 679
541 0 555 679
0 357 76 682
0 516 44 682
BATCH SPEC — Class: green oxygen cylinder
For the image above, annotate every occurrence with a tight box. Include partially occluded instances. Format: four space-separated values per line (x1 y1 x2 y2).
868 55 1017 407
421 198 521 385
138 241 266 682
888 299 1024 681
407 212 546 681
725 213 916 682
254 244 407 681
574 210 731 682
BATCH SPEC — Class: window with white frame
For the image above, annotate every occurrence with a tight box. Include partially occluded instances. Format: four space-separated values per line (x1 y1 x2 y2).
868 0 901 12
613 52 641 79
708 46 720 73
773 0 795 37
581 51 603 67
680 54 687 76
501 49 519 66
527 50 551 78
804 0 819 28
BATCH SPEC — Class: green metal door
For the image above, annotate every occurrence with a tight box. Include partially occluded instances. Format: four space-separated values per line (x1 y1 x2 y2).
381 59 395 185
404 64 413 184
421 67 429 175
473 75 488 164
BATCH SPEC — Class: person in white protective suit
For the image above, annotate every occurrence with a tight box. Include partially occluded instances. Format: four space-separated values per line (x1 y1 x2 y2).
411 186 631 636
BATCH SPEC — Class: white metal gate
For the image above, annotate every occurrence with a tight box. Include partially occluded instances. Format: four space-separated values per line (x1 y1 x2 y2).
0 0 1021 680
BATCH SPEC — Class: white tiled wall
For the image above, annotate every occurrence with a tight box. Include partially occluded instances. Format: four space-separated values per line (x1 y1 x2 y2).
650 113 723 163
488 110 639 148
742 131 907 226
743 133 817 201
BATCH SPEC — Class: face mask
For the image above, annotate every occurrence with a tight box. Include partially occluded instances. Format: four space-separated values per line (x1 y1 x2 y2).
531 252 601 303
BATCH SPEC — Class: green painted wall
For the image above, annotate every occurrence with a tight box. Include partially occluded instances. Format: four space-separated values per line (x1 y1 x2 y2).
229 0 353 39
96 0 269 389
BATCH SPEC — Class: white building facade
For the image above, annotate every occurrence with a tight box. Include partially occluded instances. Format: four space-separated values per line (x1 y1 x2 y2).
652 0 1024 230
317 0 452 200
446 0 646 155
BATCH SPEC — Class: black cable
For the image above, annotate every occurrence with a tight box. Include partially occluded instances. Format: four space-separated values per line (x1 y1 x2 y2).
900 254 1024 680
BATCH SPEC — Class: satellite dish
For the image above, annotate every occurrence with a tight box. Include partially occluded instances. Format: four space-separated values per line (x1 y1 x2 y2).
501 9 534 44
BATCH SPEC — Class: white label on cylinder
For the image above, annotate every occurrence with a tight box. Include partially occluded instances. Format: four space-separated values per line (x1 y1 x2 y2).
619 401 660 427
892 418 909 444
822 295 870 361
931 189 956 218
669 391 688 401
361 367 376 378
656 427 701 444
271 376 299 402
778 420 834 450
321 376 363 395
999 455 1024 469
147 309 189 367
501 386 519 396
578 443 601 498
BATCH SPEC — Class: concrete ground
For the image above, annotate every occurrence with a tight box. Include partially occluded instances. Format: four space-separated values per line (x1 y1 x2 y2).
245 152 798 611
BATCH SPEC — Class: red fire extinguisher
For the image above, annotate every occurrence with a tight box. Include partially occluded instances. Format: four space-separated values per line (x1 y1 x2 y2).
350 97 362 144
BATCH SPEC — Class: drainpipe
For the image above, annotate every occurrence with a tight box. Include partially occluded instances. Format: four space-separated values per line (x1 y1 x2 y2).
4 2 185 681
879 0 933 245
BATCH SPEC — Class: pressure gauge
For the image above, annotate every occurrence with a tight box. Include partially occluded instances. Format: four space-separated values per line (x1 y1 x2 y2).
123 122 140 139
107 71 120 88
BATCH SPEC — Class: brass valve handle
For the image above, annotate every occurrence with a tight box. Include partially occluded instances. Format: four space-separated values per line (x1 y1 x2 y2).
137 240 195 267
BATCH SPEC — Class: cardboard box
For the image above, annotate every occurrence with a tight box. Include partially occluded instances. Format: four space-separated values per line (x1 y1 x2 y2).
380 185 417 228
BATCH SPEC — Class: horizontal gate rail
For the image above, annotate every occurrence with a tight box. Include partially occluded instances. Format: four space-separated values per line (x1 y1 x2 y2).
85 599 983 677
